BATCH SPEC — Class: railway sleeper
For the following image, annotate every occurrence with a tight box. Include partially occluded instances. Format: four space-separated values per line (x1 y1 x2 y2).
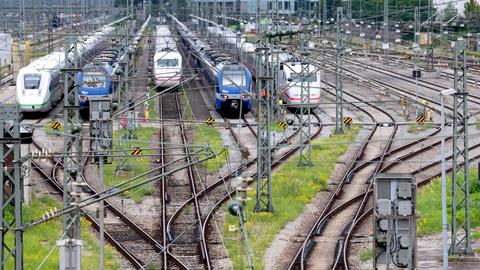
346 172 355 184
303 239 317 260
341 222 352 236
334 189 344 199
334 238 345 263
314 218 330 236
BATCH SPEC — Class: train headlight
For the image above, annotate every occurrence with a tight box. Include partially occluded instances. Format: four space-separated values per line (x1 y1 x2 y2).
221 94 229 99
240 94 247 99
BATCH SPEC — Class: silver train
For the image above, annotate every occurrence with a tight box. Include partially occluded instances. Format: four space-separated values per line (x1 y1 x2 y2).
153 24 182 88
16 22 123 112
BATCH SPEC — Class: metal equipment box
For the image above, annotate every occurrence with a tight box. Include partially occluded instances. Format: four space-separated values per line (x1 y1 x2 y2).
373 173 416 270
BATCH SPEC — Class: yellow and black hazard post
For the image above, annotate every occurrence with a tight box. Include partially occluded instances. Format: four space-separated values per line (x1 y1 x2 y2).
206 117 215 126
416 115 426 125
51 121 61 130
343 117 353 128
277 121 287 130
130 147 143 156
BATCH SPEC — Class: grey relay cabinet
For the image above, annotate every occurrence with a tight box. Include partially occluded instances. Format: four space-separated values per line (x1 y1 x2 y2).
89 97 113 163
373 173 416 270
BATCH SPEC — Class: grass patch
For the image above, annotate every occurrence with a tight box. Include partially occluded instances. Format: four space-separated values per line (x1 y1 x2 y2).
407 123 432 134
179 84 226 173
270 121 287 133
3 195 120 269
360 248 374 262
476 118 480 130
193 124 226 173
103 126 158 203
417 170 480 237
223 126 361 269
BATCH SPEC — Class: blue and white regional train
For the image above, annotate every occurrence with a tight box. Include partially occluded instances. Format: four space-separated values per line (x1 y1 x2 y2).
192 14 322 110
77 16 151 106
77 48 120 106
16 25 116 112
170 15 252 115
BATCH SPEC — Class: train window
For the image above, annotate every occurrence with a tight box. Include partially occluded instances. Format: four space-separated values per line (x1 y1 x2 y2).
82 73 106 88
157 59 179 67
24 74 41 89
223 66 246 87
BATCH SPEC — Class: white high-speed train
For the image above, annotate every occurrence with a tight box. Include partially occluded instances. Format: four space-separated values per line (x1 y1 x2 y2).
153 25 182 88
16 25 116 112
278 59 322 109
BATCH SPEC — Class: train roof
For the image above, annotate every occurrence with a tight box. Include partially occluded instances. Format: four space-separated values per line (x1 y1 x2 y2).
27 51 66 71
172 17 246 70
22 25 115 73
153 50 181 60
83 63 113 74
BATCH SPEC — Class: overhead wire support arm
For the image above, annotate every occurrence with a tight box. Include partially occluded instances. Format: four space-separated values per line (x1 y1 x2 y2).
23 148 215 231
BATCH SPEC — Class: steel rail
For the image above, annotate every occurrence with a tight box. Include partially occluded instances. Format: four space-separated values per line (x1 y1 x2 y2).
31 139 189 269
173 93 212 269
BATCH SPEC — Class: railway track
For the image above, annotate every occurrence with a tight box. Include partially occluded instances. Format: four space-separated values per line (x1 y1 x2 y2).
164 92 212 270
307 52 452 116
340 55 480 105
283 78 397 269
308 49 480 120
285 61 475 269
30 132 191 269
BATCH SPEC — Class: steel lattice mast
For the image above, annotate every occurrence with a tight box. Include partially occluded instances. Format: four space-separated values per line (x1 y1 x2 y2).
426 0 434 71
414 6 420 68
450 39 473 256
117 0 135 172
335 7 345 135
297 0 313 166
0 105 23 270
254 0 274 213
60 28 84 269
383 0 389 65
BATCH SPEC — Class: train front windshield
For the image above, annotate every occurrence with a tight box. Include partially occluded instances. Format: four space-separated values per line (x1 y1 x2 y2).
222 66 246 87
290 73 317 83
24 74 41 89
82 73 106 88
157 59 179 67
